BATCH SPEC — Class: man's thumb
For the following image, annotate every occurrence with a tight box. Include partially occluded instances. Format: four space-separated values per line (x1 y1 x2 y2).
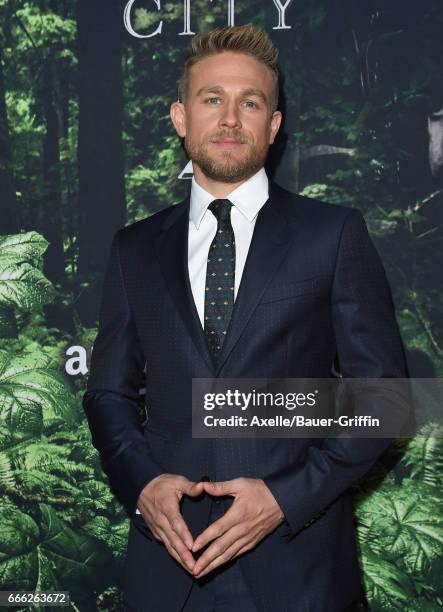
202 480 232 496
183 480 205 496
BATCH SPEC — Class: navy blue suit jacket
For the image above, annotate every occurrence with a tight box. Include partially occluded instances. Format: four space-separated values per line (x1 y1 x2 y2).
83 181 409 611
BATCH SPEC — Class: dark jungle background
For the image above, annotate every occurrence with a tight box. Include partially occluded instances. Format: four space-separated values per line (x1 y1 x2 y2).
0 0 442 610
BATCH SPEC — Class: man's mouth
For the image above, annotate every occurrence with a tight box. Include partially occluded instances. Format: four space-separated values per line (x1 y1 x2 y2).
211 139 245 149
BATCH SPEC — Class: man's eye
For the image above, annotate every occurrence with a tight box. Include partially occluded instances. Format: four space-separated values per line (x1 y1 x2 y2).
204 98 257 108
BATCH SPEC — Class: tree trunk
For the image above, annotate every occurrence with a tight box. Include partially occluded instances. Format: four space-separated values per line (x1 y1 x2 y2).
0 45 18 234
41 49 65 282
76 0 126 325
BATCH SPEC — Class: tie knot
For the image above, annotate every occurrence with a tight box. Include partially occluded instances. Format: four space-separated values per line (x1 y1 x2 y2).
208 199 232 223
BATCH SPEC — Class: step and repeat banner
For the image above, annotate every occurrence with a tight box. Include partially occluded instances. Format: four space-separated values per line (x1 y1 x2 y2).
0 1 442 609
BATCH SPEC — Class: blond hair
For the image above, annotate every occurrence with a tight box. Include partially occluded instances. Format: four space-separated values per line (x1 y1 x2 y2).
178 24 279 113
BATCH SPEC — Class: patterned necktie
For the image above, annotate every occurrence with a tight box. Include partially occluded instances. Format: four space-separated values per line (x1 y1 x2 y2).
204 199 236 364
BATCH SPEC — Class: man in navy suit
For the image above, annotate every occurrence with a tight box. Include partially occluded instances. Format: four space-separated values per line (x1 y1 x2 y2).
83 24 409 612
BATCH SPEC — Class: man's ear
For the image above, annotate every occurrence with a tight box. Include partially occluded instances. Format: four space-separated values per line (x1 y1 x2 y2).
170 101 186 138
269 110 282 145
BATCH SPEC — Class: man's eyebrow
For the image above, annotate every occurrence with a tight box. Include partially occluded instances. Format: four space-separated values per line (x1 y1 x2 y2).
241 88 268 104
196 85 268 104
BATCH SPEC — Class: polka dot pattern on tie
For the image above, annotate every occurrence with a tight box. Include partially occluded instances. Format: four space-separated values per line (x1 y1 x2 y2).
204 199 236 364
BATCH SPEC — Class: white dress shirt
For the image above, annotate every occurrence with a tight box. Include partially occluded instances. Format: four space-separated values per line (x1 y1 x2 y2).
188 167 269 327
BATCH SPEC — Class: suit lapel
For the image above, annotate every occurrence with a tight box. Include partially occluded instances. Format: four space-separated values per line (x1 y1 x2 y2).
214 182 294 375
158 196 215 372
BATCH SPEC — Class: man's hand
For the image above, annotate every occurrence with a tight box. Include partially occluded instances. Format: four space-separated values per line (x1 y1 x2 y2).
137 474 204 574
191 477 285 578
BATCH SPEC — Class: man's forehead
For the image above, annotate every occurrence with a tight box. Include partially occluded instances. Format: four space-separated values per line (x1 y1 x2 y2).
188 54 273 92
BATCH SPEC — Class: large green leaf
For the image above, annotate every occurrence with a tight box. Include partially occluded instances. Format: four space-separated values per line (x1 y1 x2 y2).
76 480 115 513
0 502 108 592
82 515 128 563
37 504 108 591
0 232 55 312
360 550 417 610
0 502 40 590
356 482 443 575
0 348 77 435
0 233 48 264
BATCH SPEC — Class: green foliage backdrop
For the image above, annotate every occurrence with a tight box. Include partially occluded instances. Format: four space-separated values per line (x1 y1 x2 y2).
0 1 442 610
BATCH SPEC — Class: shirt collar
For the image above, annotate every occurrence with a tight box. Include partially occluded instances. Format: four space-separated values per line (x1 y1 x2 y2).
189 166 269 229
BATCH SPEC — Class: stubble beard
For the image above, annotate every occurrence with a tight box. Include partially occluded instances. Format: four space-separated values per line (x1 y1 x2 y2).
185 134 269 183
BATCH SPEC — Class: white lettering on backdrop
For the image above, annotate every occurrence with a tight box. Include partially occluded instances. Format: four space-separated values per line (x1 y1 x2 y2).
123 0 294 38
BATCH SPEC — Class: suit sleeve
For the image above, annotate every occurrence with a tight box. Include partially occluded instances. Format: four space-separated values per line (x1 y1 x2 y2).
82 230 164 517
262 209 410 538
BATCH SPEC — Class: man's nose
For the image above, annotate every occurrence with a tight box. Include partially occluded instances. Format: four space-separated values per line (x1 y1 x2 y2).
219 101 242 129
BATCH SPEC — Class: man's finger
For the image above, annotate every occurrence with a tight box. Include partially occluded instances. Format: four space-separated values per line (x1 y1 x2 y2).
157 517 196 573
156 526 187 569
193 524 244 575
231 540 255 560
166 529 197 572
192 511 235 553
194 534 250 578
181 480 205 497
165 509 195 550
201 479 237 497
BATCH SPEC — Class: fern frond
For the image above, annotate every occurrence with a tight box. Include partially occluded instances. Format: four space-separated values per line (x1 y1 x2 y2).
400 422 443 488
